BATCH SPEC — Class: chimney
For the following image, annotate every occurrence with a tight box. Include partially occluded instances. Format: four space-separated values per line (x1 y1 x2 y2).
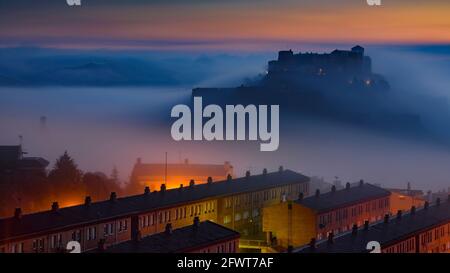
227 174 232 182
165 223 173 235
51 202 59 212
179 184 184 191
110 192 117 202
189 179 195 188
207 176 213 184
396 210 402 219
384 214 389 224
327 232 334 244
424 201 429 209
359 179 364 186
346 182 350 190
309 238 316 250
193 216 200 229
331 185 336 193
436 198 441 206
352 224 358 235
410 206 416 215
315 189 320 198
14 208 22 220
278 166 284 172
298 192 304 201
160 184 167 192
245 170 251 178
84 196 92 206
136 157 142 165
364 220 369 231
97 239 106 252
263 168 268 175
144 186 150 195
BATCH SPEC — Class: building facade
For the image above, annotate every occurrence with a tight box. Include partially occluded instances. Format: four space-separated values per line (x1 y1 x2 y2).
296 197 450 253
263 181 391 250
130 158 234 192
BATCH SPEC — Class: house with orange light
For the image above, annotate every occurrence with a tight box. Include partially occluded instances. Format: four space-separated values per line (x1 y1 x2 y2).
130 158 233 191
386 183 425 215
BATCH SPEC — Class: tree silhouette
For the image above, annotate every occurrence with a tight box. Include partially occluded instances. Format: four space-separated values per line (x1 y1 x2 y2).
48 151 83 202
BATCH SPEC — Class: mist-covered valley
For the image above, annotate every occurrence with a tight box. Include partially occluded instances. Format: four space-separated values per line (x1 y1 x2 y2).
1 44 450 193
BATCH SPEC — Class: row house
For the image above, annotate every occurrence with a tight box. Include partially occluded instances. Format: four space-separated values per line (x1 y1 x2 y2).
296 196 450 253
0 168 309 253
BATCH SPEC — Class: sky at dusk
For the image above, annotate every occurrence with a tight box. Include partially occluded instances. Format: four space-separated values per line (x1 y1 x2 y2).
0 0 449 50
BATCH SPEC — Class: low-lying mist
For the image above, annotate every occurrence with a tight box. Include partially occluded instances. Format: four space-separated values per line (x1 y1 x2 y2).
1 45 450 193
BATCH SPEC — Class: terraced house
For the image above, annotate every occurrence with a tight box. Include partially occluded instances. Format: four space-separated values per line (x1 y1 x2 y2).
0 168 309 253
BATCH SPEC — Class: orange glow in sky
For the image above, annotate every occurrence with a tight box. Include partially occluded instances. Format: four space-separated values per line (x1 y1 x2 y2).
0 1 449 49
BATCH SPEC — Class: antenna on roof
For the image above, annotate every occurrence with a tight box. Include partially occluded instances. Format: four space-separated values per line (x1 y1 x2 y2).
165 152 168 185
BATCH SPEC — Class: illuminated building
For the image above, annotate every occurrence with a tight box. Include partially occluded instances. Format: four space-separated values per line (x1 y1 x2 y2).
91 218 239 253
263 181 390 250
386 184 426 215
0 168 309 253
130 158 233 191
296 197 450 253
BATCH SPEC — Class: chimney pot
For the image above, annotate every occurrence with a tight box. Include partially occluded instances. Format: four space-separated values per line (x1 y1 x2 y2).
309 238 316 250
287 245 293 253
110 192 117 202
327 232 334 244
359 179 364 186
331 185 336 193
179 184 184 190
364 220 369 230
227 174 232 182
315 189 320 197
193 216 200 228
352 224 358 235
384 214 389 223
165 223 173 235
346 182 350 190
245 170 251 178
207 176 213 184
14 208 22 219
160 184 167 192
144 186 150 195
84 196 92 206
263 168 268 175
51 202 59 212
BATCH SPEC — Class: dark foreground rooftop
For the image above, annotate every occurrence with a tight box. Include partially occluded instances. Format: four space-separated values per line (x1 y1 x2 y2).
92 219 239 253
0 169 309 243
296 198 450 253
